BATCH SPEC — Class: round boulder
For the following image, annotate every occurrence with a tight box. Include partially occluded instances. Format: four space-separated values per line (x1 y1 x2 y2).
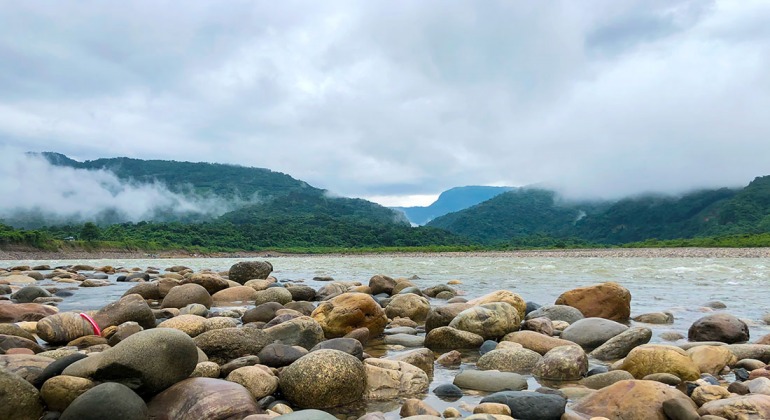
92 294 156 330
688 313 750 344
181 273 229 295
229 261 273 284
532 345 588 381
555 281 632 321
384 293 430 322
37 312 97 345
254 287 293 306
449 302 521 340
60 382 147 420
279 349 366 408
157 314 207 337
193 327 272 365
226 365 279 400
477 347 543 374
525 304 584 324
618 344 701 381
311 293 388 338
560 317 629 350
148 377 262 419
161 283 213 309
0 369 43 420
40 375 95 412
467 290 527 320
571 379 695 420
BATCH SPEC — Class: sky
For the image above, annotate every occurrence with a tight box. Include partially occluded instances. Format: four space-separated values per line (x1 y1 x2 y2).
1 1 770 207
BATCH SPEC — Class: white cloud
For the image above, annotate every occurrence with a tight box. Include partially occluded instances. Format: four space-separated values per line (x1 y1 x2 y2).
0 0 768 202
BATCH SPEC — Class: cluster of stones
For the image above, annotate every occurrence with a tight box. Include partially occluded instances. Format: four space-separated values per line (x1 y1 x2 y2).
1 261 770 419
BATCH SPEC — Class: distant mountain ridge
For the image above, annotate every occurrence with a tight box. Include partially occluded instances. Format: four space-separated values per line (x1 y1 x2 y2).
427 177 770 244
395 185 514 225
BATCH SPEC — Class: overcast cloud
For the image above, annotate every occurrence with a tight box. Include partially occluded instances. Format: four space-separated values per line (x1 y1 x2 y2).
1 0 769 206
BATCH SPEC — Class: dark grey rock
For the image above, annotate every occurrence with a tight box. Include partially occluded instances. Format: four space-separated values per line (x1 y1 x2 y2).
480 391 567 420
60 383 147 420
433 383 463 400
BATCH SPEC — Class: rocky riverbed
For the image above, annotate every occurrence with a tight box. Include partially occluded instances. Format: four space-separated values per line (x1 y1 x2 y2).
2 259 770 419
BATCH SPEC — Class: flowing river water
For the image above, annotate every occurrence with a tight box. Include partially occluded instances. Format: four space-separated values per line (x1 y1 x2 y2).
4 254 770 418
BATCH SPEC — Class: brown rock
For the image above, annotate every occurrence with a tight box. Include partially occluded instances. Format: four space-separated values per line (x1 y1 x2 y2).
161 283 213 309
228 261 273 284
399 398 441 417
0 334 43 354
425 326 484 350
147 377 262 419
40 375 95 412
363 358 429 400
36 312 95 344
572 379 696 420
0 354 55 384
436 350 462 366
522 317 554 336
555 282 631 321
533 345 588 381
384 293 430 322
311 293 388 338
157 314 207 337
92 294 156 330
225 366 279 400
369 274 396 295
687 345 737 375
0 369 44 420
279 349 366 408
691 384 731 407
0 301 58 322
425 303 473 333
181 273 229 295
689 313 750 344
212 286 259 303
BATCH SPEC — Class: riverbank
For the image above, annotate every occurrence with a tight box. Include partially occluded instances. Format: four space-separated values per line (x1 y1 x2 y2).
2 246 770 261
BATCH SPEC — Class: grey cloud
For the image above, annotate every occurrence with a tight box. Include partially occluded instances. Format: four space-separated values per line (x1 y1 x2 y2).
1 1 769 205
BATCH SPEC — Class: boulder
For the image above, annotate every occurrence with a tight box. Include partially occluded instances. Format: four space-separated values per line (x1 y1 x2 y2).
11 286 51 303
689 313 750 344
633 312 674 324
691 384 731 406
579 370 635 389
311 337 364 360
555 281 631 321
212 286 259 303
0 323 36 341
40 375 95 412
157 314 207 337
226 365 279 400
286 285 316 302
254 287 293 306
228 261 273 284
467 290 527 320
477 348 543 374
60 382 147 420
502 331 578 355
449 302 521 340
257 343 307 367
193 327 272 365
243 302 284 324
727 344 770 363
161 283 213 309
0 354 55 384
369 274 397 295
480 391 566 420
63 328 198 395
425 326 484 350
618 344 701 381
92 294 156 330
0 301 58 322
399 398 441 418
560 317 628 349
425 303 473 333
698 394 770 418
147 377 262 419
0 369 43 420
190 361 220 378
384 293 430 322
521 317 554 336
590 326 652 361
263 316 325 350
0 333 43 353
315 282 351 300
311 293 388 338
2 274 37 285
525 304 584 324
571 379 696 420
453 370 527 392
181 273 229 295
363 358 429 400
533 345 588 381
279 349 366 408
688 345 737 375
122 282 161 300
36 312 96 344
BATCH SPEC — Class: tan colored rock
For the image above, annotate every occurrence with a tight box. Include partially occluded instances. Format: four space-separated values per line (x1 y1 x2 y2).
691 384 731 407
157 314 208 337
533 345 588 381
474 402 511 415
311 293 388 338
618 344 700 381
502 330 578 355
384 293 430 322
363 358 429 400
181 273 229 295
688 345 737 375
698 394 770 418
0 302 58 322
571 379 696 420
449 302 521 340
40 375 95 412
3 274 37 285
468 290 526 320
226 365 279 400
399 398 441 417
555 282 631 321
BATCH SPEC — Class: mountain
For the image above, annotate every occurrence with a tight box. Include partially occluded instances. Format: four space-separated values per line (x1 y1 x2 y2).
427 179 770 245
395 186 514 225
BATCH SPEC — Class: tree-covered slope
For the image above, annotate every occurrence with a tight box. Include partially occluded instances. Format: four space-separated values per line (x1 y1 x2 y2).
427 189 596 243
395 186 514 225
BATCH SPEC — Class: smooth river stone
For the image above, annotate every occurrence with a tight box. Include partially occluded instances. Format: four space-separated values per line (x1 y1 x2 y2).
37 312 96 344
453 369 528 392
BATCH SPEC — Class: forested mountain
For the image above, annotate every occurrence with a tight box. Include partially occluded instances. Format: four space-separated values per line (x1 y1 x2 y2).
395 186 514 225
40 152 313 199
427 178 770 245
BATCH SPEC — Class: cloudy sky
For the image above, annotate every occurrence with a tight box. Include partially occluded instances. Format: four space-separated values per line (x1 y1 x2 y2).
1 1 769 206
